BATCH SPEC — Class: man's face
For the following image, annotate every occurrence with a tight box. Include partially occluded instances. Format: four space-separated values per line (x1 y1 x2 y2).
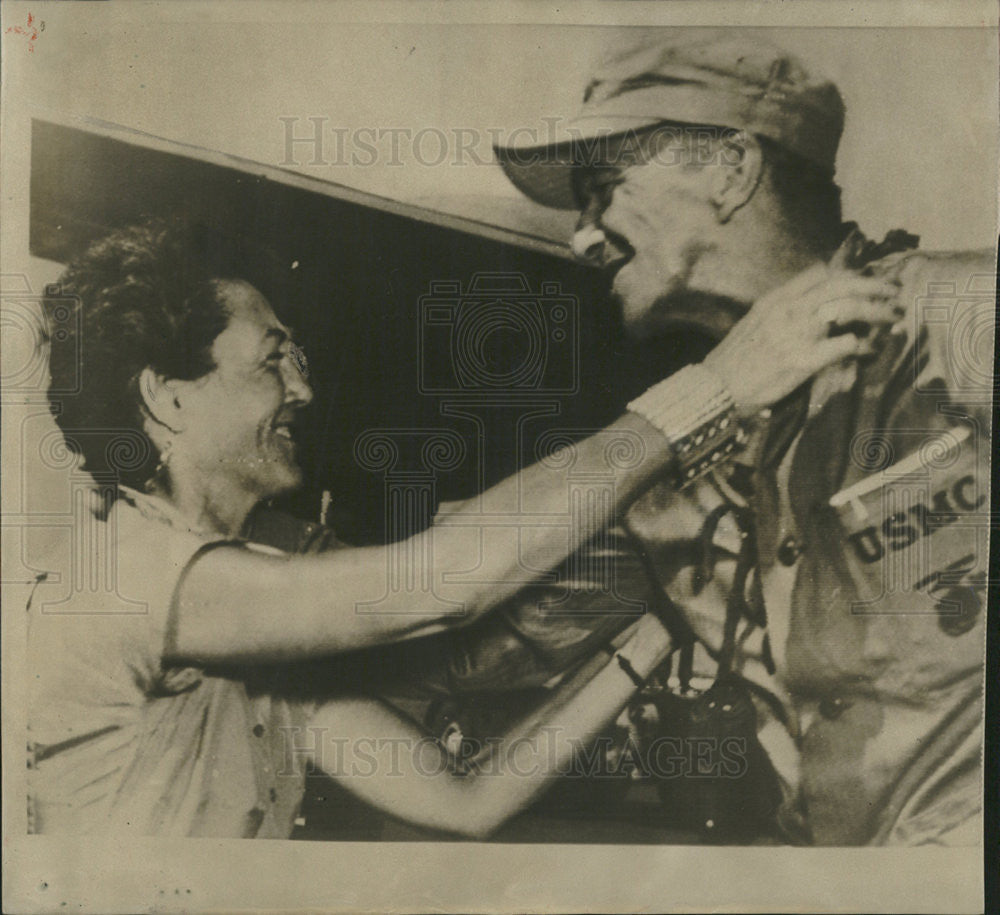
572 131 731 338
177 280 313 501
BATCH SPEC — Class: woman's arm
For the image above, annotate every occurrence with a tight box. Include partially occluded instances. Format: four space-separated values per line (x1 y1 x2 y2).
305 612 673 839
168 266 901 664
170 411 671 663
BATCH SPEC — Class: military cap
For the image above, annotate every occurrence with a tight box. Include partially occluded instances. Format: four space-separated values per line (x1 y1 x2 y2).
496 31 845 209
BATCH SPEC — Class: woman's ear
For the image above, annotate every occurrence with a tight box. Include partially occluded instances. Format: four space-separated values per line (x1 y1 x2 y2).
138 366 183 434
710 132 764 223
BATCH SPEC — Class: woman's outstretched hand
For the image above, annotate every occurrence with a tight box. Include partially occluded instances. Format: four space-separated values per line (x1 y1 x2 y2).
703 261 902 417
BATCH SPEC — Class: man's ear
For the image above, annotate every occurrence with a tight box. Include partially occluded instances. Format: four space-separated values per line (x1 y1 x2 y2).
138 366 184 434
710 132 764 223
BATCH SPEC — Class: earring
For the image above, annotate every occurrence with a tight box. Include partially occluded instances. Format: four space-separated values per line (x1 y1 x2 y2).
146 439 173 492
156 438 173 475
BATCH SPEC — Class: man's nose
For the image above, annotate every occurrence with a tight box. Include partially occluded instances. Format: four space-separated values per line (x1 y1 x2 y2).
571 224 607 262
282 356 314 406
571 186 610 262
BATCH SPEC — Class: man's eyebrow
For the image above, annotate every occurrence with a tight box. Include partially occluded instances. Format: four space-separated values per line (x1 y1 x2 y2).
263 327 290 346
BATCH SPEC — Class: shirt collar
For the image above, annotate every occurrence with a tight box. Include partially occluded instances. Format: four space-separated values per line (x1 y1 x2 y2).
116 485 216 539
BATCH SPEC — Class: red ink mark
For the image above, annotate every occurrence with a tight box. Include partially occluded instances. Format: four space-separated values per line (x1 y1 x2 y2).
5 12 40 52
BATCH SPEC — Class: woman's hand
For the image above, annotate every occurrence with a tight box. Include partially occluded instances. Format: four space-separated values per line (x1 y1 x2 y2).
702 262 902 417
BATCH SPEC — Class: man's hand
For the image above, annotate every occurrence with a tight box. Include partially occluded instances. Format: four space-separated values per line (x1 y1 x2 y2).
703 262 902 417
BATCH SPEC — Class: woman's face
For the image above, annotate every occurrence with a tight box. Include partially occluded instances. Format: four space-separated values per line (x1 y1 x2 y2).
172 279 313 503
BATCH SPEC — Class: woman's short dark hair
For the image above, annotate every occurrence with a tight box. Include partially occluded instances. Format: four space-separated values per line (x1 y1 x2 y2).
44 218 234 490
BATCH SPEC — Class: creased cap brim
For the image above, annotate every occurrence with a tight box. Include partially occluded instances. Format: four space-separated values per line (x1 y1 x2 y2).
495 115 662 210
494 32 844 210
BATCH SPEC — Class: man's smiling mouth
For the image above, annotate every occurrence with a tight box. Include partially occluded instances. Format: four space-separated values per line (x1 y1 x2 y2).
602 228 635 279
271 415 298 442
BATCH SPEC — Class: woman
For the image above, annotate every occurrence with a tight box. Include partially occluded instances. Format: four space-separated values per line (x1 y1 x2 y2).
27 219 899 836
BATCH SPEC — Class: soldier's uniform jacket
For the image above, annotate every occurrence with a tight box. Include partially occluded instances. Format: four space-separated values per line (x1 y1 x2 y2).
395 246 991 846
620 248 992 845
252 246 991 845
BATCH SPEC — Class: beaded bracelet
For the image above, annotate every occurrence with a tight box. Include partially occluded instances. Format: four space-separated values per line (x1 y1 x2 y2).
627 364 747 487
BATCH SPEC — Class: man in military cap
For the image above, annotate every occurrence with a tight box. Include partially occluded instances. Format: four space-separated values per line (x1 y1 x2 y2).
488 31 992 845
